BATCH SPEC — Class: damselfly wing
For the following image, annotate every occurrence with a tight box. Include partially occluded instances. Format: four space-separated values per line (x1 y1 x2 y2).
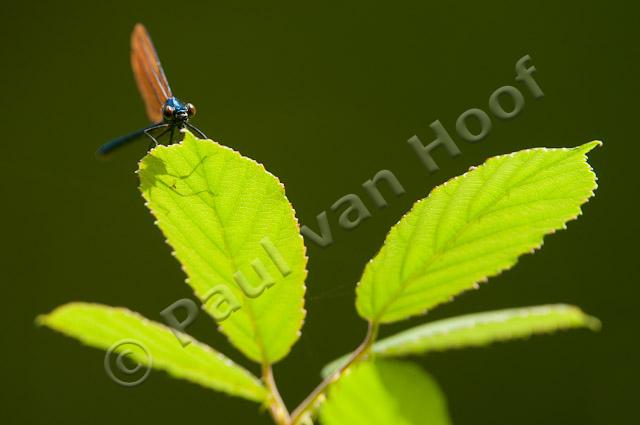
98 24 205 157
130 23 172 123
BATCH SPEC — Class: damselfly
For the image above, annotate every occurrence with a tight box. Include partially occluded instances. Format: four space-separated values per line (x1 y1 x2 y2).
98 24 205 156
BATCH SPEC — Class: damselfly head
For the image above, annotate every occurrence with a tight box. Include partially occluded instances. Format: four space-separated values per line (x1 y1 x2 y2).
162 97 194 125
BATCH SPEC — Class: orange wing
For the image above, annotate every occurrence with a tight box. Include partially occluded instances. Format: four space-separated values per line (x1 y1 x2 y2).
130 23 173 122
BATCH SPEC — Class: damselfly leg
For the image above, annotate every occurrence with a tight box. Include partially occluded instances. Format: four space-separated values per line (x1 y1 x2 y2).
186 123 207 139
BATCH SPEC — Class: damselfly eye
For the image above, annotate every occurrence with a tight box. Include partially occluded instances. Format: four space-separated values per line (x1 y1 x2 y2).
186 103 196 117
163 105 175 119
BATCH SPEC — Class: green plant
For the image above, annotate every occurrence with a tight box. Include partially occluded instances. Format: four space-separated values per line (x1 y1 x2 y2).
38 132 601 425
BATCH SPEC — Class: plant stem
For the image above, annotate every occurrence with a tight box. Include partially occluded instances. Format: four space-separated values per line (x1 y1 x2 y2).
263 363 290 425
289 321 379 425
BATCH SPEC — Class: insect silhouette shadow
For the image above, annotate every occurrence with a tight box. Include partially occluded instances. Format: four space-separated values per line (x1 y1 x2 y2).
140 153 217 216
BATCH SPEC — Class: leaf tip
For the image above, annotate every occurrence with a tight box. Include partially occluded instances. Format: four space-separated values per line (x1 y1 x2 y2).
34 313 48 327
585 314 602 331
35 303 75 328
576 140 603 154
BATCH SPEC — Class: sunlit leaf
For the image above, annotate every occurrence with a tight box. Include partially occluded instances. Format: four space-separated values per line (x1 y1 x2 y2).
319 360 451 425
38 302 267 402
139 131 307 363
356 142 600 323
372 304 599 355
322 304 599 376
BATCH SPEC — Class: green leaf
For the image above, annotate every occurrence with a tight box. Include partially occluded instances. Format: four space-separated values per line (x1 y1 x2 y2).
38 302 268 402
139 132 307 363
322 304 599 376
372 304 600 356
356 142 600 323
319 360 451 425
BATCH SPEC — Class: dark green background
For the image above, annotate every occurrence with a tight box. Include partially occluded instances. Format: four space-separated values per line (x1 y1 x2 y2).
4 1 637 424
